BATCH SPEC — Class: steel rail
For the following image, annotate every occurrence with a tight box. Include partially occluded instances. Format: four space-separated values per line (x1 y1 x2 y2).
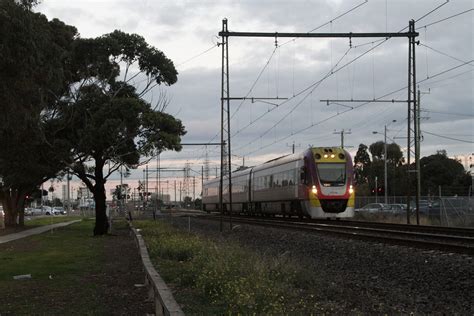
197 214 474 255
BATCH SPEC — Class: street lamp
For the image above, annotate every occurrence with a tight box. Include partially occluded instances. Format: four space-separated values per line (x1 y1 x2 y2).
372 120 397 204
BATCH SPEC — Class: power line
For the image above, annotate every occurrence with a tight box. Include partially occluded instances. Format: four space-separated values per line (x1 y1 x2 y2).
175 44 218 67
422 130 474 143
230 46 278 120
422 109 474 117
415 0 450 23
416 8 474 30
420 43 474 67
239 59 474 156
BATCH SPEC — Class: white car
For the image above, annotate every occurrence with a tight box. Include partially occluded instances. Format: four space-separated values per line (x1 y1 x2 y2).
356 203 391 213
0 205 4 228
53 207 66 215
42 206 55 215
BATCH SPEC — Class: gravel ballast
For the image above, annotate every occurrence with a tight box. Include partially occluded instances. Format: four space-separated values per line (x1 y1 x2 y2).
164 216 473 314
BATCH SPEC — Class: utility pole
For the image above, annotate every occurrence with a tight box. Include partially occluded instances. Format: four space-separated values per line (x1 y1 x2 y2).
145 165 149 206
333 129 351 149
373 119 396 205
201 166 204 212
120 166 123 213
66 170 70 214
384 125 388 204
287 141 300 154
375 176 378 203
415 89 422 225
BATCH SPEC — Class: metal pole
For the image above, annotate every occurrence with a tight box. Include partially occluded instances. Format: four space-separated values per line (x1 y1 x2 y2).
225 19 233 230
412 20 419 225
145 165 149 206
375 176 378 203
384 125 388 204
201 166 204 212
158 153 161 211
120 166 123 213
219 19 226 232
406 20 413 224
416 90 421 225
66 170 70 214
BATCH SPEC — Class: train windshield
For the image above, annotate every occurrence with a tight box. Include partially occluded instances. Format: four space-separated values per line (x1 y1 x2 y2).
316 163 346 185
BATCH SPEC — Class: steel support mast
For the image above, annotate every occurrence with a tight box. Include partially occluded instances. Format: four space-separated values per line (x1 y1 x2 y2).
219 19 418 227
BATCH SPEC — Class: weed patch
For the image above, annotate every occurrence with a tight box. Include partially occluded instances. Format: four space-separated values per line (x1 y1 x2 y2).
135 220 322 314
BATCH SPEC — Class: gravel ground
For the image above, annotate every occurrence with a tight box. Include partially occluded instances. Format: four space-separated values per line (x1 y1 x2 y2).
165 215 473 315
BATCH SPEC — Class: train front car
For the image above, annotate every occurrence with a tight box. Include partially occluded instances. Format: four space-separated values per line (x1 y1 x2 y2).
303 147 355 218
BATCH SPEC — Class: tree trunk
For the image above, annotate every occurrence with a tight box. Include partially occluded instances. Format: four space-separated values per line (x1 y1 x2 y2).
93 181 109 236
1 190 25 227
92 159 109 236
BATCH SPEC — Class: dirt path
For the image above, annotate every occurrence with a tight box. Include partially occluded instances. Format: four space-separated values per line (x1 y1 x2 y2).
93 222 154 315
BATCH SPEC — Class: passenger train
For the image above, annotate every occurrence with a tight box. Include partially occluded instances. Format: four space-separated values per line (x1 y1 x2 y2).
202 147 355 219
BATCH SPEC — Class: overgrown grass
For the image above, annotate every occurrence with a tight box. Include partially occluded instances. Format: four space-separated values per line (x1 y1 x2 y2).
0 218 107 315
135 220 324 314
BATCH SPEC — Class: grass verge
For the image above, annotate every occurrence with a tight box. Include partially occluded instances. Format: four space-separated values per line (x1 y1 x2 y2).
135 220 326 314
0 218 107 315
25 215 85 227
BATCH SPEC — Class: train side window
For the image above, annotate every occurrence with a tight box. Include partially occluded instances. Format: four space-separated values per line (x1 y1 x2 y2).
300 166 306 184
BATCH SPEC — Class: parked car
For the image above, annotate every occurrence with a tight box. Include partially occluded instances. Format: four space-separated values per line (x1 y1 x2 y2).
356 203 391 213
0 205 4 229
53 207 66 215
43 206 54 215
29 208 44 215
388 204 408 214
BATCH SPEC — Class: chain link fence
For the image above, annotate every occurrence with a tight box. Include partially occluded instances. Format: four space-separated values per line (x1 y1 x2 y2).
355 195 474 227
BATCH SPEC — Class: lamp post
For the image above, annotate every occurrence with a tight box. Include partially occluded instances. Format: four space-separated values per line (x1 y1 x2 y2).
373 120 396 204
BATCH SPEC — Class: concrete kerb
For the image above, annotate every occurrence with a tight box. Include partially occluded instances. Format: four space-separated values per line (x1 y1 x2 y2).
129 222 184 316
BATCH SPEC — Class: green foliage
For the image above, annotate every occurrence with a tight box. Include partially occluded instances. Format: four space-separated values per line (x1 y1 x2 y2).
420 153 471 195
354 144 371 185
135 220 322 314
369 141 384 160
0 1 78 225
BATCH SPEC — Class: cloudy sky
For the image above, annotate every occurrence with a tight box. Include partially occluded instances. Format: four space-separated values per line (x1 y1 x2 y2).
35 0 473 200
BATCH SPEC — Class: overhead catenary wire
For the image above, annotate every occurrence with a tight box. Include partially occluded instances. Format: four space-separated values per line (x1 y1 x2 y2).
239 59 474 156
422 109 474 117
416 8 474 30
230 1 452 141
422 130 474 143
419 43 474 67
175 44 219 68
164 2 469 167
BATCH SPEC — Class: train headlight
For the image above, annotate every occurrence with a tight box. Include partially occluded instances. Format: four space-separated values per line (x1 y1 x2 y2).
311 185 318 195
349 185 354 194
330 154 335 158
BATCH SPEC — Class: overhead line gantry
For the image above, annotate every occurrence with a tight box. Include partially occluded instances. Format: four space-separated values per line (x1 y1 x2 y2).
218 18 419 230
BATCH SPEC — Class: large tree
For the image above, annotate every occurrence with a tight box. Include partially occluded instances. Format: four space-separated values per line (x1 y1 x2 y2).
353 144 371 186
0 0 77 226
59 31 185 235
419 151 471 196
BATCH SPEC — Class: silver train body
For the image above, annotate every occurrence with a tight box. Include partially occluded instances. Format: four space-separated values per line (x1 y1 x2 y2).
202 147 355 219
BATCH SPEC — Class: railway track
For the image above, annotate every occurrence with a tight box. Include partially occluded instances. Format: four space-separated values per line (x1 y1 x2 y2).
197 214 474 255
